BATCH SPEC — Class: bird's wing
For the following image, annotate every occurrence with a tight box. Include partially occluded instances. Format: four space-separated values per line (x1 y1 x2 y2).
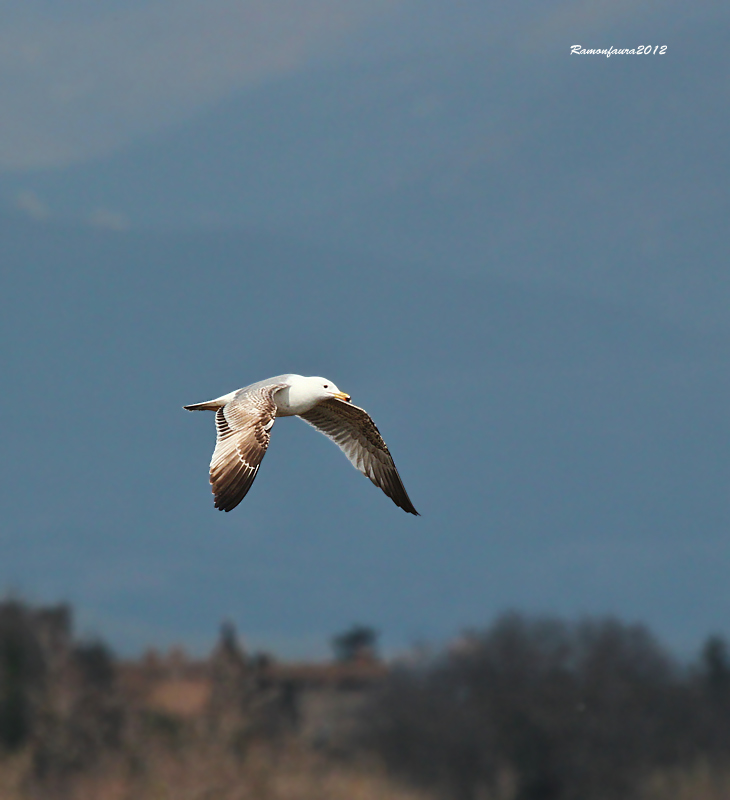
209 383 286 512
299 398 419 515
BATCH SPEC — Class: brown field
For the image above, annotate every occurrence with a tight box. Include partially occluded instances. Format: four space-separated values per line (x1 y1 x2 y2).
0 742 432 800
4 602 730 800
4 745 730 800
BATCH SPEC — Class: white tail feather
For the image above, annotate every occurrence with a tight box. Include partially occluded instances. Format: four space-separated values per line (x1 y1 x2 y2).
183 390 238 412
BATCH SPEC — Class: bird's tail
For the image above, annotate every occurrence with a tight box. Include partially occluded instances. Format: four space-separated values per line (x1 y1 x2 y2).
184 389 238 412
183 400 224 412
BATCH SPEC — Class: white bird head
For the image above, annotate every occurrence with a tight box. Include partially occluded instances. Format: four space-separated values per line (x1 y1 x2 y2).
277 374 351 416
306 376 351 403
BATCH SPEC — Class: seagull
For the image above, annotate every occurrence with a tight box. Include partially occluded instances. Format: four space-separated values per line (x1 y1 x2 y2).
184 374 419 515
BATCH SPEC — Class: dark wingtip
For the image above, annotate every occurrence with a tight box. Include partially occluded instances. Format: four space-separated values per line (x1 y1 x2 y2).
395 493 420 516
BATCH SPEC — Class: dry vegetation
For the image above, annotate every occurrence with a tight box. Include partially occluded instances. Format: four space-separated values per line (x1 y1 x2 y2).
2 600 730 800
640 763 730 800
0 741 433 800
0 602 430 800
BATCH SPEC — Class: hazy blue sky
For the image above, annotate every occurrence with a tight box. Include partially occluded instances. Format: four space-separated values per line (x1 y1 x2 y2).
1 1 728 659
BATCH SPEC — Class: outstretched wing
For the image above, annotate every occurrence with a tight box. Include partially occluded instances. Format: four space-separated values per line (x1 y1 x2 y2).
299 398 419 515
209 384 285 512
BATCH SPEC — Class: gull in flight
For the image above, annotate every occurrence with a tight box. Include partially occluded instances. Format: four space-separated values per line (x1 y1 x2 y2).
184 374 419 515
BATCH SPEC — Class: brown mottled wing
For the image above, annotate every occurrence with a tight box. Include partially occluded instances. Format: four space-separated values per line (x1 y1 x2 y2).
299 398 419 515
209 385 285 512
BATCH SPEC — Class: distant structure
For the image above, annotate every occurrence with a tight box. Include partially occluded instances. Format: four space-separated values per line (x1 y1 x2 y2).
116 621 386 748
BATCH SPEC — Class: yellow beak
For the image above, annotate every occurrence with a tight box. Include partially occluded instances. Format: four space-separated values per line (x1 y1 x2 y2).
333 391 351 402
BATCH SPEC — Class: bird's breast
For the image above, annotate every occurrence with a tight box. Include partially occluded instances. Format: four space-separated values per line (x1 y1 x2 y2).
273 386 319 417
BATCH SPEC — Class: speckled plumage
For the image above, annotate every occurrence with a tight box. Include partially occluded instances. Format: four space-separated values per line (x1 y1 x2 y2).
184 374 418 515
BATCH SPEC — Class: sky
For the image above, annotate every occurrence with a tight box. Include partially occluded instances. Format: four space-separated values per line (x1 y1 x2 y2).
0 0 398 170
1 1 728 660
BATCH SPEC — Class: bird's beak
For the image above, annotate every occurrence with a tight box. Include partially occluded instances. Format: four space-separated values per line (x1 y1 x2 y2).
333 391 351 402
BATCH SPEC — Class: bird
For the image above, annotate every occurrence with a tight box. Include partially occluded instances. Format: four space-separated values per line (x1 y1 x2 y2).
184 374 419 515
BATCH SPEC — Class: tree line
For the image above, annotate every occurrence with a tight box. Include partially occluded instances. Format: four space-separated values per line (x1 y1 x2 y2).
2 598 730 799
358 612 730 800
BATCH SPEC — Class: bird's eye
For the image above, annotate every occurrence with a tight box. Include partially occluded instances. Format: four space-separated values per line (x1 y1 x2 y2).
324 384 329 388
